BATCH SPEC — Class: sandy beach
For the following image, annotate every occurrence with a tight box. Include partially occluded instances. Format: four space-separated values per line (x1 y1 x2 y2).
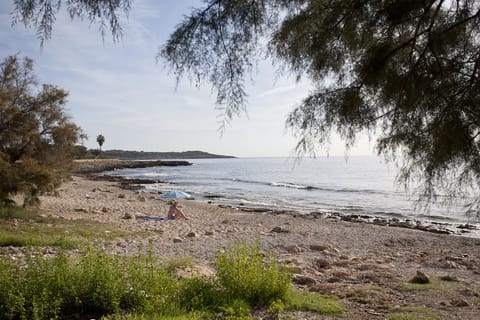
35 173 480 319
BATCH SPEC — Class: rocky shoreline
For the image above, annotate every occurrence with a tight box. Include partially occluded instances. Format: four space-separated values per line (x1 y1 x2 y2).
235 206 480 237
9 160 476 319
72 160 480 239
12 166 475 319
72 159 191 174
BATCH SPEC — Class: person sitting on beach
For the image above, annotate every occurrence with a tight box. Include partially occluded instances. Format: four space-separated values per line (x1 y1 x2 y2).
167 200 188 220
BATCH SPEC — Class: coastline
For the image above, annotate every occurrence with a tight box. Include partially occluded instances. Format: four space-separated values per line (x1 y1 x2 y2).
72 159 192 175
80 159 480 238
29 161 480 319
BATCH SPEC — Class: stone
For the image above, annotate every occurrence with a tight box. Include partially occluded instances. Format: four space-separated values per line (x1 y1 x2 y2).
314 258 332 269
186 232 197 238
118 194 126 199
450 299 469 307
409 270 430 284
439 275 458 282
286 245 302 253
173 237 183 243
310 244 329 251
205 231 214 236
271 226 289 233
102 207 108 213
122 212 135 220
116 242 127 248
293 275 317 286
137 195 146 202
326 276 342 283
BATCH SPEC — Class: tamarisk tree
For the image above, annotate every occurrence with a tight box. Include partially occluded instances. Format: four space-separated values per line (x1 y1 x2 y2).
11 0 480 214
160 0 480 214
0 55 80 206
11 0 132 46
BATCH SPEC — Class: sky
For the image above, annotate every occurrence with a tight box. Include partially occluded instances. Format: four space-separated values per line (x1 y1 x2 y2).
0 0 374 157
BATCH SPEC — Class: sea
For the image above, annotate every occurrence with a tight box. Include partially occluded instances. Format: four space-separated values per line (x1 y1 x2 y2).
104 156 480 237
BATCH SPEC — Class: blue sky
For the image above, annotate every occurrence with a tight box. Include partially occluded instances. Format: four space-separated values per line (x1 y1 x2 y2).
0 0 374 157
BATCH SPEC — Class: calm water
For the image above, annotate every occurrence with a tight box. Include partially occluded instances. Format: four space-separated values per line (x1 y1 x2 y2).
106 157 478 228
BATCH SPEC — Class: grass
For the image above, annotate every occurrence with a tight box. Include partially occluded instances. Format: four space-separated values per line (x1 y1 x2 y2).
0 204 136 248
0 205 40 221
102 313 209 320
388 306 440 320
283 290 343 316
0 218 132 248
0 240 343 320
344 285 384 304
401 277 469 299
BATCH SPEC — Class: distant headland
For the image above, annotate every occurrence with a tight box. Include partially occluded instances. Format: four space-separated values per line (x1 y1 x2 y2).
88 149 236 160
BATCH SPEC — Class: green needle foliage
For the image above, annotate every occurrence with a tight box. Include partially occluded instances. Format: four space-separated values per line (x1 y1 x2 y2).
0 55 81 206
160 0 480 214
11 0 132 46
12 1 480 213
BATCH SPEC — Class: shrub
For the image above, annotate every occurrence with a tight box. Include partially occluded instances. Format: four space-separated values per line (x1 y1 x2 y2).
0 248 182 319
218 299 252 320
215 240 291 306
178 277 223 312
267 299 285 319
0 242 342 319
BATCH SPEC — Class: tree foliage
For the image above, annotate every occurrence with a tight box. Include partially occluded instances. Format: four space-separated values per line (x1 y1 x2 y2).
11 0 132 46
11 0 480 213
0 55 80 206
96 134 105 149
160 0 480 213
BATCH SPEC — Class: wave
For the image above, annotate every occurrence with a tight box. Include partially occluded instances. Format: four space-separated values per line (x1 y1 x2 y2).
228 178 317 190
271 182 316 190
228 178 386 195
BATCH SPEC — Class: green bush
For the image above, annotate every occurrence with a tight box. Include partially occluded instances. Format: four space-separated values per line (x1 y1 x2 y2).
218 299 252 320
0 248 181 320
0 241 341 319
267 299 285 319
0 259 24 319
215 240 291 306
121 254 180 315
178 277 223 312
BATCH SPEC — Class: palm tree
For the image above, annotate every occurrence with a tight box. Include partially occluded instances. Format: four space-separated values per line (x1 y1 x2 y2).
96 134 105 158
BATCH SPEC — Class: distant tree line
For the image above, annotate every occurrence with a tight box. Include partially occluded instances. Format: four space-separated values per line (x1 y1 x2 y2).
74 149 235 160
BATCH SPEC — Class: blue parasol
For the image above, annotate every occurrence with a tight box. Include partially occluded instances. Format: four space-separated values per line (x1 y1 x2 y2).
161 191 193 199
